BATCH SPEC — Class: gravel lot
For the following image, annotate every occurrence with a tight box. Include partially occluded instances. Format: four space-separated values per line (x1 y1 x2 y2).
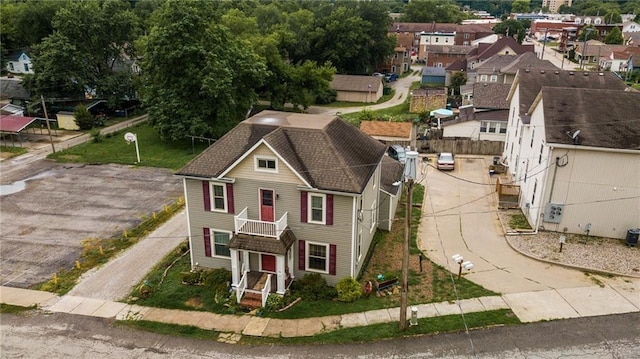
0 161 183 288
499 210 640 277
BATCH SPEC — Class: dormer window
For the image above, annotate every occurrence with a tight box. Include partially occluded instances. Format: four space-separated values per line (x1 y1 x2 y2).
255 156 277 172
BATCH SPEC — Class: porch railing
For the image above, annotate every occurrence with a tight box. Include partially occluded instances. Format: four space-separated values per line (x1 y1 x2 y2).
261 274 272 308
234 207 288 239
236 263 247 304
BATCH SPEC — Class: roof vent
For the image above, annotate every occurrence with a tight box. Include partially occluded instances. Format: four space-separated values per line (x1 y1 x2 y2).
554 71 559 74
525 68 530 72
540 70 545 74
584 72 589 76
598 72 604 76
569 71 574 75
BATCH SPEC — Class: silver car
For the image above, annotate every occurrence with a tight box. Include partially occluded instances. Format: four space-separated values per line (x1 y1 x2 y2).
437 152 455 170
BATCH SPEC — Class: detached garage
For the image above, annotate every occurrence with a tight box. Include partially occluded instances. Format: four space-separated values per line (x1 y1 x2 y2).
331 75 383 103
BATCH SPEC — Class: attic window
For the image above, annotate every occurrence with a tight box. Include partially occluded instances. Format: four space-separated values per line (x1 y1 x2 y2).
255 156 278 172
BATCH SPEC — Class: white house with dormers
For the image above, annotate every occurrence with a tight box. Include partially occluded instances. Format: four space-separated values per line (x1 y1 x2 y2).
5 50 33 75
503 69 640 239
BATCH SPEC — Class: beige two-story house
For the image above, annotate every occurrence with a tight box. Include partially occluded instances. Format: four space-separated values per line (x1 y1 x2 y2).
176 111 404 306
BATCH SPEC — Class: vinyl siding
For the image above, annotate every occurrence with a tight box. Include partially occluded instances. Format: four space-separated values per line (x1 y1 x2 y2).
542 148 640 239
226 143 305 185
378 192 392 231
184 179 235 270
352 164 380 279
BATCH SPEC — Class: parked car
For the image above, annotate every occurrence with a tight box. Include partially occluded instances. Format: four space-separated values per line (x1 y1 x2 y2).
387 145 406 163
437 152 455 170
385 73 399 82
372 72 385 78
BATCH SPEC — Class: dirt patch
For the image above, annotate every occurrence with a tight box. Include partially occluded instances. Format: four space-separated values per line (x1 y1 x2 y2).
361 218 434 304
185 296 203 309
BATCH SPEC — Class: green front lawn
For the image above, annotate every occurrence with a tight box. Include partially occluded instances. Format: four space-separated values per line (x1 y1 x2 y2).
47 122 209 170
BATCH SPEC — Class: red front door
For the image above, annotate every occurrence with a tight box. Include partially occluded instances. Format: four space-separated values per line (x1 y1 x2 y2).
260 189 274 222
261 254 276 272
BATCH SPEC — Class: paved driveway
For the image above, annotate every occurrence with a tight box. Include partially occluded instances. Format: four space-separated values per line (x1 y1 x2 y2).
0 162 183 288
417 155 595 294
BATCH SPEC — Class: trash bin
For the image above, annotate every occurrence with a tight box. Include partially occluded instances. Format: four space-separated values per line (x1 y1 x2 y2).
493 156 500 165
410 306 418 326
626 228 640 247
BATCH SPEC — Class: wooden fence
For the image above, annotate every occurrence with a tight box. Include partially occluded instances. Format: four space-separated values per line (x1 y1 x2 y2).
417 139 504 155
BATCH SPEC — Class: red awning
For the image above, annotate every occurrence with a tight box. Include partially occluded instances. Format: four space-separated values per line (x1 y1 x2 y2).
0 115 39 133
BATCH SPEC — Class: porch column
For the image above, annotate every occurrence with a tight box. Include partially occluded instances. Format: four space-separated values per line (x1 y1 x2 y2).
242 251 250 272
276 255 286 294
230 249 239 287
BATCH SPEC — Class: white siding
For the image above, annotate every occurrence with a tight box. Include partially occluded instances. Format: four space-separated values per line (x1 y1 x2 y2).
443 121 479 138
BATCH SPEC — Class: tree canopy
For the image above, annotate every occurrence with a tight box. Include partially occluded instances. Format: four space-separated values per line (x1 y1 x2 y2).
492 20 526 44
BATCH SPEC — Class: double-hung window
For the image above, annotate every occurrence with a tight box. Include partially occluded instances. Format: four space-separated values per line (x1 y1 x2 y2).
309 194 325 224
307 242 328 272
211 184 226 212
203 228 231 258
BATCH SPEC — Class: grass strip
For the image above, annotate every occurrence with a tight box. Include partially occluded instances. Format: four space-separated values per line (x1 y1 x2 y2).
0 303 38 314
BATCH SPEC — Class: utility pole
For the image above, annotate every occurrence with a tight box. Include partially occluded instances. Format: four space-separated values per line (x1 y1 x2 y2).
541 28 548 61
40 95 56 153
399 150 418 331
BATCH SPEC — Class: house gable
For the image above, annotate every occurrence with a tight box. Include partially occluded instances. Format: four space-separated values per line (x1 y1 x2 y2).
224 142 308 186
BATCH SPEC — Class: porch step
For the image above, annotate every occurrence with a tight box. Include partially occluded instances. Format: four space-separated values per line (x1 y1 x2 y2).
240 292 262 309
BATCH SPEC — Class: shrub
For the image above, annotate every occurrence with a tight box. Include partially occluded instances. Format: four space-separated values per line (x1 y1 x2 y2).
335 277 363 302
181 271 201 285
203 268 231 294
315 88 337 104
90 129 103 143
291 273 336 301
264 293 284 312
74 104 94 130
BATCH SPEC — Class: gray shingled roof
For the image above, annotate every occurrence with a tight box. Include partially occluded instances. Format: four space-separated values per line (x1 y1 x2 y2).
331 75 382 93
500 52 557 74
229 228 296 254
176 111 387 194
380 156 404 195
0 79 30 100
473 83 512 109
513 69 630 117
539 87 640 150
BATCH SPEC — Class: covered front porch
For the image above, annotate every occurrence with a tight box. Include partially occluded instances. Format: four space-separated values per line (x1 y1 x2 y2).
229 207 297 307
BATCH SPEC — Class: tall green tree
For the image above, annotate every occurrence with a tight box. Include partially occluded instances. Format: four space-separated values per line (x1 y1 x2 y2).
604 26 623 44
23 0 139 106
448 71 467 96
140 1 267 140
493 20 526 43
511 0 530 13
401 0 467 23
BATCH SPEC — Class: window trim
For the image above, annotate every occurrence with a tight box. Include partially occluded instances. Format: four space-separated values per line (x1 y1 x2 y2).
254 155 278 173
208 228 232 258
308 193 326 224
210 183 227 213
306 241 329 273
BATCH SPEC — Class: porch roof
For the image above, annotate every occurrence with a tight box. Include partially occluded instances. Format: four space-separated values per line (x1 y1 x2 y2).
229 228 296 255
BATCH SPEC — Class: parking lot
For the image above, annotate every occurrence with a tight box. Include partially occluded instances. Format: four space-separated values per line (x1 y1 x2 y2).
0 161 183 288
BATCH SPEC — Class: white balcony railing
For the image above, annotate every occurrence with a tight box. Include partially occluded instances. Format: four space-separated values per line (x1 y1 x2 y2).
234 207 288 239
236 263 247 304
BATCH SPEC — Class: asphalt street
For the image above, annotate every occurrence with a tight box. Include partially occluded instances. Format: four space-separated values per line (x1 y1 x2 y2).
1 310 639 358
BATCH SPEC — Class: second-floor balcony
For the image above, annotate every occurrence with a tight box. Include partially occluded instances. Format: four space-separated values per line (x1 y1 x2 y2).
234 207 288 239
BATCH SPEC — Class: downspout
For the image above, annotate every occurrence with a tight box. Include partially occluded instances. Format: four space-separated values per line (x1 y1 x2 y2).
547 155 560 206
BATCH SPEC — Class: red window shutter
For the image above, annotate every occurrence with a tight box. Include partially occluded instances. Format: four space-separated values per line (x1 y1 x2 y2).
203 228 211 257
202 181 211 211
326 194 333 225
298 240 306 270
300 191 308 223
329 244 337 275
226 183 234 214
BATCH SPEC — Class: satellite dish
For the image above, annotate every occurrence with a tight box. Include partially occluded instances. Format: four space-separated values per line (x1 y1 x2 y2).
571 130 581 139
124 132 137 143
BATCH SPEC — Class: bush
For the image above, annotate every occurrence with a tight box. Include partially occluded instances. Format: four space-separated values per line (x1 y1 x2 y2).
264 293 284 312
74 104 94 130
291 273 336 301
335 277 363 302
181 271 202 285
90 129 103 143
203 268 231 294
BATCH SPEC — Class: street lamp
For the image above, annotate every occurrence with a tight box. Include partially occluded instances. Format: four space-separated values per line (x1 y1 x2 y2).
580 28 594 70
367 84 372 104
